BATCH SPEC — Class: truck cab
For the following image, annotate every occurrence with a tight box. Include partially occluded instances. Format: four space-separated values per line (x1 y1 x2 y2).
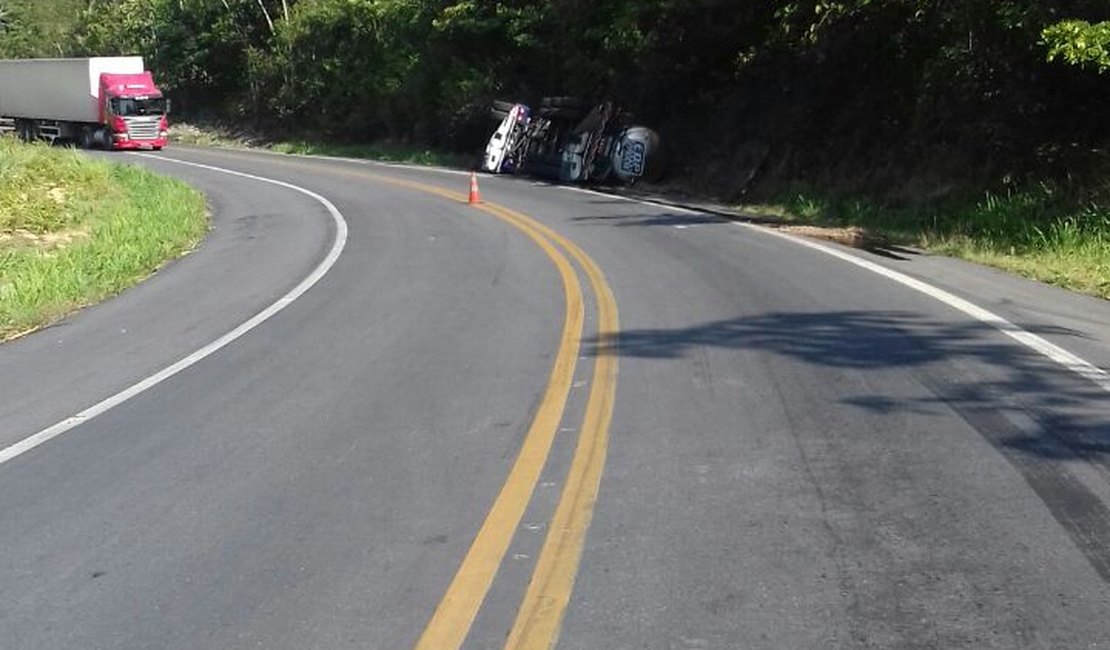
99 72 169 150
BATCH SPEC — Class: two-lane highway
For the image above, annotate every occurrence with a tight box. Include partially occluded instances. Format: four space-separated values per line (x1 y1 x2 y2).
2 146 1109 649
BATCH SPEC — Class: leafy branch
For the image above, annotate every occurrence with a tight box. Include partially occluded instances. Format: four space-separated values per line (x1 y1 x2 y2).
1043 19 1110 73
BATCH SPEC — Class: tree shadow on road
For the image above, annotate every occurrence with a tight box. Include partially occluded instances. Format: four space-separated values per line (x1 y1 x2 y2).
586 310 1108 461
571 212 729 228
587 309 1110 578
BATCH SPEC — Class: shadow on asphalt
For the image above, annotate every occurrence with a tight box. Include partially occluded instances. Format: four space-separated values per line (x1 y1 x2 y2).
588 310 1085 362
586 309 1110 578
574 201 926 259
572 212 731 228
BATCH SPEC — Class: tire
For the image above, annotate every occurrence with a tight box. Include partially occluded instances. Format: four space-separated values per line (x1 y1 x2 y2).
15 119 32 142
92 127 110 149
79 127 95 150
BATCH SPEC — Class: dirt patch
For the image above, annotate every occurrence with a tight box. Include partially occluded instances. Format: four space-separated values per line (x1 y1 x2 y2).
170 121 274 148
0 227 90 252
46 186 67 205
775 224 873 248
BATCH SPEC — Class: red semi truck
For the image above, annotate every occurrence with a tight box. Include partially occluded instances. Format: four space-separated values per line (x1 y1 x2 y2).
0 57 169 150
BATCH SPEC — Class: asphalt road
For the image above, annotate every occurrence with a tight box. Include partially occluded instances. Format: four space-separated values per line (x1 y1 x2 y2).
2 146 1109 649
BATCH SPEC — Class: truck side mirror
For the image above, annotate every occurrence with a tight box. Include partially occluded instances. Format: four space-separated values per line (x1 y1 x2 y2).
165 99 172 115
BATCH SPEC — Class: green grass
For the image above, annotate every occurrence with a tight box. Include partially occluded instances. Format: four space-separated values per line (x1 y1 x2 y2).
1 0 84 53
170 122 470 168
740 185 1110 299
0 137 208 339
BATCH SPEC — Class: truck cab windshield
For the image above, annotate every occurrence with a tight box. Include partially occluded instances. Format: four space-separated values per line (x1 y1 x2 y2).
110 97 167 117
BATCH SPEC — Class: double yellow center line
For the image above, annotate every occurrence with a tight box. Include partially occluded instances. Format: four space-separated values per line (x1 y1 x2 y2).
166 150 617 649
491 202 619 650
364 176 619 650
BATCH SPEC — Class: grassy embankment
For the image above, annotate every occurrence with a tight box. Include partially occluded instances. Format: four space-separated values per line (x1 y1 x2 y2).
739 187 1110 299
170 122 1109 299
0 138 208 340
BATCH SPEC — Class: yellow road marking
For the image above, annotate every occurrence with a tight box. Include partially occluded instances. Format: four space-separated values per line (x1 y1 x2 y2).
372 191 620 650
484 204 619 650
329 170 604 650
164 149 618 648
408 200 585 650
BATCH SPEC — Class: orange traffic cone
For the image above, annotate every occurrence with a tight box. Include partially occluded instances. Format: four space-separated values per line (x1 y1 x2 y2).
468 171 482 204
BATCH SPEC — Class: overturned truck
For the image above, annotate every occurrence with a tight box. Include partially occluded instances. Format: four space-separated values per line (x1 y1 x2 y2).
481 96 664 184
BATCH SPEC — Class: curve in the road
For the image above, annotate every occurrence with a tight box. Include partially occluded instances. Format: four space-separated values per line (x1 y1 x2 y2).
5 146 1110 649
338 170 623 650
485 201 621 650
566 186 1110 394
1 148 625 649
0 155 349 466
395 179 587 650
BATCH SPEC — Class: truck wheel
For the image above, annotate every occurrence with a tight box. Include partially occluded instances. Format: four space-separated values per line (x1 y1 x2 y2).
15 120 32 142
93 127 111 149
79 127 96 150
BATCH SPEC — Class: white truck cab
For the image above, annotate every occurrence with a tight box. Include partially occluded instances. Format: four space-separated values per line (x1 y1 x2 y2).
482 104 529 172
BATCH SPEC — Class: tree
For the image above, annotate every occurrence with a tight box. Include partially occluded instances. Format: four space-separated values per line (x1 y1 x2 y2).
1044 20 1110 73
0 1 42 57
74 0 280 114
256 0 432 137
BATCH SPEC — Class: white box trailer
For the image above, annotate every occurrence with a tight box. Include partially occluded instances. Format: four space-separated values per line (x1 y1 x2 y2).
0 57 145 123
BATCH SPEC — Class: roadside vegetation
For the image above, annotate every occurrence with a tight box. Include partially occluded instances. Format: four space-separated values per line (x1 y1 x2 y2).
0 138 207 339
740 186 1110 299
2 1 1107 298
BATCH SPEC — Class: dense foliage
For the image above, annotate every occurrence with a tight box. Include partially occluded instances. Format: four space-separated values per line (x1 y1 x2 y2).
1044 19 1110 73
2 0 1109 199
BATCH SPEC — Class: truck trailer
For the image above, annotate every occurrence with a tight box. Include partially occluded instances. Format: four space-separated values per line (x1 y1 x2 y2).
0 57 169 150
482 97 665 185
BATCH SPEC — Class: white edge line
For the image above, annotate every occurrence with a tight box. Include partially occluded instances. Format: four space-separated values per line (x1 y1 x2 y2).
0 154 349 466
561 186 1110 394
156 149 1110 395
747 225 1110 393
